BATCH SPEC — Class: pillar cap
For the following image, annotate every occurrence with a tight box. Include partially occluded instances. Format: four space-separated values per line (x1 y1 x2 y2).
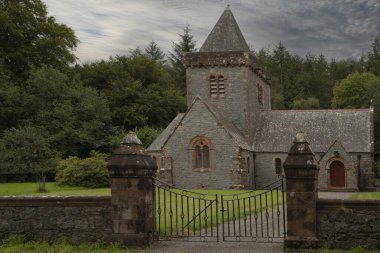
283 132 319 171
121 132 143 145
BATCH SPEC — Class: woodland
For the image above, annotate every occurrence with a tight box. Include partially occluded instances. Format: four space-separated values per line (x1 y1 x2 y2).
0 0 379 184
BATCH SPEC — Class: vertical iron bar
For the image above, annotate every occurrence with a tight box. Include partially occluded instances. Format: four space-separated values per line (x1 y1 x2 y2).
193 198 196 236
249 196 252 237
254 195 258 238
169 191 173 237
271 189 275 238
238 198 241 236
260 194 263 237
204 199 207 236
277 187 280 237
181 195 184 237
198 198 201 237
243 197 247 237
210 198 213 237
221 195 225 241
175 192 178 237
282 177 286 238
187 196 190 237
216 194 219 242
163 188 167 238
227 199 230 237
265 192 269 238
157 187 161 238
232 199 236 236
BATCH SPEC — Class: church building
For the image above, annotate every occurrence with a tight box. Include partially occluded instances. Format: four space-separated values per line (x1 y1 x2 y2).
147 6 375 191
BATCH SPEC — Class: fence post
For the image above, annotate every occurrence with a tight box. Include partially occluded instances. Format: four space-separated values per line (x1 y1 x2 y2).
107 132 157 246
283 133 319 249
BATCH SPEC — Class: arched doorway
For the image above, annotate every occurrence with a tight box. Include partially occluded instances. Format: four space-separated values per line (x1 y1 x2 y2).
330 160 345 187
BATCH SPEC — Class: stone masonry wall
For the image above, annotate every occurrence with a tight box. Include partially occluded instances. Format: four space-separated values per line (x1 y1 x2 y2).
164 100 241 189
187 66 249 137
0 196 112 243
255 153 287 188
316 199 380 250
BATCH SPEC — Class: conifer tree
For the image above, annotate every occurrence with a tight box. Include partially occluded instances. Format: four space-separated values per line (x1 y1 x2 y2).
145 41 166 65
168 25 196 94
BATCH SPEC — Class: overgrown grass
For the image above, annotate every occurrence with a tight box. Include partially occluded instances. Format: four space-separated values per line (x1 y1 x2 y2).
0 182 110 196
350 192 380 199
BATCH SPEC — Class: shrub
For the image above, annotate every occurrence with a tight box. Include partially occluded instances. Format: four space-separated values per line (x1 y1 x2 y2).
375 161 380 178
55 151 109 188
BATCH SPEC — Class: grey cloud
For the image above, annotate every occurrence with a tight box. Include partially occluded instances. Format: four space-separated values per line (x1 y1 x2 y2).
44 0 380 62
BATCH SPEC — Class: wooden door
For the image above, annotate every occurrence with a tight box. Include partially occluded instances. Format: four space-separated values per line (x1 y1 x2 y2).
330 161 345 187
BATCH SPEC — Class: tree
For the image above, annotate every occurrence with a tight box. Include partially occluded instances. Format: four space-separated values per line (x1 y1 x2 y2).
367 38 380 76
168 25 196 94
0 0 78 80
77 55 186 131
292 97 320 109
145 41 166 65
332 72 379 109
26 66 111 157
0 125 57 177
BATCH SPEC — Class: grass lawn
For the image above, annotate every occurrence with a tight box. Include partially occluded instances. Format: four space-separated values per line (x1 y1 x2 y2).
0 182 110 196
350 192 380 199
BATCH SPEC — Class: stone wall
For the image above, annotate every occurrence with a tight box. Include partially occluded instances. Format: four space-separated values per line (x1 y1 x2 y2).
316 199 380 250
164 99 242 189
255 153 287 188
0 196 112 243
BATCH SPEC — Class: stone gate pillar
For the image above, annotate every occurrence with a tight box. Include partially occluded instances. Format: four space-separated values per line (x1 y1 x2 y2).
283 133 319 249
107 132 157 246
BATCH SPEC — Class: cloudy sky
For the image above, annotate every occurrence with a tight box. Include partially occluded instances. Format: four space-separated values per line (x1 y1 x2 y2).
44 0 380 64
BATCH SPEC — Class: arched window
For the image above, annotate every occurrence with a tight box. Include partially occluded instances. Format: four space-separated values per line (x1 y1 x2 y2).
209 75 225 97
275 158 282 175
257 82 263 106
190 137 213 171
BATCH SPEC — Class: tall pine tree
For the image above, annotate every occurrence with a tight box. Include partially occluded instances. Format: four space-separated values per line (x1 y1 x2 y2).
168 25 196 94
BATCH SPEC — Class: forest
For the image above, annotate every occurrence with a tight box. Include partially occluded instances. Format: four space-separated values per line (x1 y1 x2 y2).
0 0 379 183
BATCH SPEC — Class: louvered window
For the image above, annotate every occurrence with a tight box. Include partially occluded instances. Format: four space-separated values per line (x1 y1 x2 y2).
209 75 225 97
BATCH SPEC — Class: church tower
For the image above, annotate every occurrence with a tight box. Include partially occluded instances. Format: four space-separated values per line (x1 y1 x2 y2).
184 6 271 144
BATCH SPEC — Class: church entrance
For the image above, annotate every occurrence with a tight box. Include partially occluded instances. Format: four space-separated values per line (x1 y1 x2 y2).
330 160 345 187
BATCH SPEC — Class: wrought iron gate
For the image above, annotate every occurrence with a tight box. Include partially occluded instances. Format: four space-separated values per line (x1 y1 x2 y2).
153 178 286 243
220 178 286 242
153 178 219 241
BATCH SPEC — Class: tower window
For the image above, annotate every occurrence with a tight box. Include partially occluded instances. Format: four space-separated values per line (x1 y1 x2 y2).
190 137 213 172
209 74 226 98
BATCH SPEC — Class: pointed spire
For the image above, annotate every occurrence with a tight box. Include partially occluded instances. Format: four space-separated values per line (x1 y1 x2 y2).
200 6 250 52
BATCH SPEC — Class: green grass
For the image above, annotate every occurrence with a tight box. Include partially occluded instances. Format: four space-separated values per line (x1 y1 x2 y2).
0 182 110 196
0 237 134 253
350 192 380 199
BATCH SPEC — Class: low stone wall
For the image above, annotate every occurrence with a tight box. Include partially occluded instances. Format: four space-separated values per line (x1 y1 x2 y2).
0 196 112 243
316 199 380 250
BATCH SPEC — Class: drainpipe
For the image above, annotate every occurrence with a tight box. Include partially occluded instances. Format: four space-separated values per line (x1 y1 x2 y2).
357 154 361 190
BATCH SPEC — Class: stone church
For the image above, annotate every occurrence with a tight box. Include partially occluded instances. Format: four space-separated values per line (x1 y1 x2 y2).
147 6 375 191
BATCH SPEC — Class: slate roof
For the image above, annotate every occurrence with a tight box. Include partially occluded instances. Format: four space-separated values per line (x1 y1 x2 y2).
254 109 372 153
199 6 250 52
147 97 252 152
147 113 184 151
